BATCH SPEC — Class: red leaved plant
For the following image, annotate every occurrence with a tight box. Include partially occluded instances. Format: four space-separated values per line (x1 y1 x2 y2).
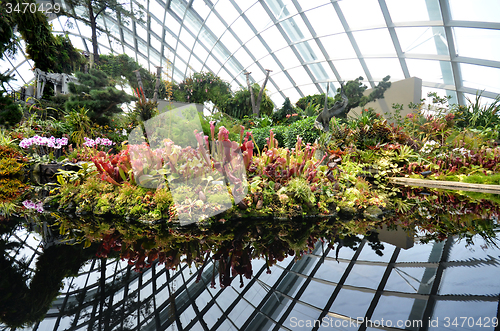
92 147 135 185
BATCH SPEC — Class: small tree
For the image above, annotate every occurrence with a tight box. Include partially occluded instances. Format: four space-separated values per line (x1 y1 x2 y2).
337 75 392 118
222 84 274 119
60 0 145 65
64 68 135 124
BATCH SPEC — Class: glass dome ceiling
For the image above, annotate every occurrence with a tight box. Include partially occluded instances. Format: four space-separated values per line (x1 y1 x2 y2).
3 0 500 108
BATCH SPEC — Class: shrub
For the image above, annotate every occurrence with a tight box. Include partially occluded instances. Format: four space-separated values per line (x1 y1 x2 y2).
284 116 321 149
0 95 23 128
248 125 287 151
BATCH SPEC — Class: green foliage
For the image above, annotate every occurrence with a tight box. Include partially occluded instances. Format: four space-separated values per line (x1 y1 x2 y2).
65 69 134 124
335 75 391 118
64 107 94 146
222 84 274 119
0 4 18 59
249 125 287 151
0 94 23 128
278 177 315 205
272 97 298 124
171 71 232 109
11 0 85 73
452 92 500 130
296 93 335 111
284 116 321 149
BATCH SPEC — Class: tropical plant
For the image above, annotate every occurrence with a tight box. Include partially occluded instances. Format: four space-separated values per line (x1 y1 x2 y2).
64 107 94 146
222 83 274 119
64 69 135 125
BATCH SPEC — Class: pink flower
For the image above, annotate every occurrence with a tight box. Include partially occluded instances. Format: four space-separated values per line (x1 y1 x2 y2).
286 114 291 118
291 113 298 116
210 121 216 141
217 126 229 141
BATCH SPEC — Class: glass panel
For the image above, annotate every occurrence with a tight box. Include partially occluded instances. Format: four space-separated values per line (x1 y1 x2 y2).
299 0 330 12
298 84 320 98
396 27 446 55
205 55 222 74
136 23 148 42
295 40 323 62
329 288 374 319
192 0 211 21
454 27 500 63
231 17 255 45
396 242 442 263
176 44 191 64
304 60 327 82
439 265 500 295
184 10 203 35
371 296 422 328
449 0 500 23
193 42 209 62
179 28 195 50
228 298 253 328
246 63 266 83
315 260 348 283
339 0 386 30
287 65 311 86
344 264 387 290
270 71 294 90
149 0 165 18
217 319 239 331
233 48 254 69
215 0 240 24
170 0 187 19
151 35 162 53
335 59 366 81
460 63 500 93
358 244 395 263
280 16 312 43
281 87 301 103
265 0 298 20
260 26 288 53
245 2 270 33
271 93 286 108
189 57 203 72
178 304 197 328
220 31 241 55
300 280 336 309
274 47 301 69
175 59 187 76
430 301 498 329
386 0 432 23
205 11 227 37
282 303 321 331
150 17 163 37
245 37 268 61
320 34 357 60
406 59 452 84
385 267 436 294
204 304 223 329
353 28 397 56
165 12 181 34
305 5 344 37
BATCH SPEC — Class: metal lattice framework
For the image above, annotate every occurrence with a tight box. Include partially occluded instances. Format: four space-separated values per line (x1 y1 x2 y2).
2 0 500 108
